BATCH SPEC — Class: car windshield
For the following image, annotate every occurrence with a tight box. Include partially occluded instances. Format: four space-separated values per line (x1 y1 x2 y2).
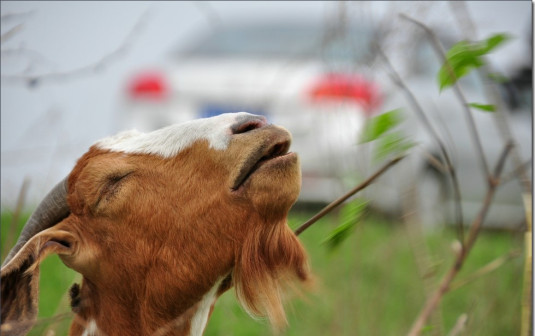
181 22 374 62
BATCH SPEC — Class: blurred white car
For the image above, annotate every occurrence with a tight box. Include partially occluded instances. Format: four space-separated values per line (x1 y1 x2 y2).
121 20 383 202
120 19 532 228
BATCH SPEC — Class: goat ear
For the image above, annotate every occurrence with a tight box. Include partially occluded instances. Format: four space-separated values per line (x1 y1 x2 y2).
1 228 75 336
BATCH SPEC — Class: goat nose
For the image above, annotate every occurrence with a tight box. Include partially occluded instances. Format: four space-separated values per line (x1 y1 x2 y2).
231 114 268 135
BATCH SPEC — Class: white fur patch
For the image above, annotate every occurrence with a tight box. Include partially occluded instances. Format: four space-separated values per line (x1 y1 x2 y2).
189 278 223 336
81 319 98 336
96 112 255 158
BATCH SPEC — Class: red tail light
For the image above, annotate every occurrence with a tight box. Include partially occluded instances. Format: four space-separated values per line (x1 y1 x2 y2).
128 71 168 101
309 73 381 115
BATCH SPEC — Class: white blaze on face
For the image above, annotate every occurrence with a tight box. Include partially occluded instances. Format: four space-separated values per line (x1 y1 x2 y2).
96 112 255 158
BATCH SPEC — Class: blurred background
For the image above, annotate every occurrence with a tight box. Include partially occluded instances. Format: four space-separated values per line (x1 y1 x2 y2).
1 1 532 218
1 1 533 335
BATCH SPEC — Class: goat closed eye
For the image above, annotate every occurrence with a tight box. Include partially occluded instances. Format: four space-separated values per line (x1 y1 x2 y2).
94 171 134 210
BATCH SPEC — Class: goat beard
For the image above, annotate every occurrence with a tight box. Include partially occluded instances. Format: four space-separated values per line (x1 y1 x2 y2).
233 220 310 330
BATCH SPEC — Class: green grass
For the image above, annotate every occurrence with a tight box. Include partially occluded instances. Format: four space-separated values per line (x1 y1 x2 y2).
205 210 524 336
1 208 524 335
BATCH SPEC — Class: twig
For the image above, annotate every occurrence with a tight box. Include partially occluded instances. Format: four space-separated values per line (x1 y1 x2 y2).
446 313 468 336
407 142 513 336
191 1 222 31
1 23 24 44
1 8 151 87
500 160 532 187
400 13 491 180
294 155 405 236
421 150 449 175
0 10 34 22
1 47 57 69
449 250 521 291
375 44 465 246
402 184 445 336
491 141 514 184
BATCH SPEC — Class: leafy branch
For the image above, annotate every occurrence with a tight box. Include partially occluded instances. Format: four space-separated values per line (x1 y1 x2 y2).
396 13 523 335
374 44 466 246
400 13 492 180
447 1 531 195
436 33 509 91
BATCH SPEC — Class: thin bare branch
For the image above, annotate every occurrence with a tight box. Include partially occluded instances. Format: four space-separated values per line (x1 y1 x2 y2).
294 155 405 236
491 142 514 184
446 313 468 336
1 8 152 87
464 142 513 254
0 10 34 22
1 23 23 44
400 13 492 180
421 150 449 175
407 142 513 336
402 185 445 336
375 44 465 246
192 1 222 31
1 47 58 73
449 250 521 291
500 160 532 187
447 2 478 39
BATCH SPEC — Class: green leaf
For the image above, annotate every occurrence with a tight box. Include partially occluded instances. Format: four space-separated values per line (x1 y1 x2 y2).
360 109 403 143
437 33 510 90
469 103 496 112
322 199 367 250
374 131 415 162
485 33 510 52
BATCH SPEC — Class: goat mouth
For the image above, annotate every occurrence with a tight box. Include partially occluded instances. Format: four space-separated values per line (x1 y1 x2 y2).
232 139 292 191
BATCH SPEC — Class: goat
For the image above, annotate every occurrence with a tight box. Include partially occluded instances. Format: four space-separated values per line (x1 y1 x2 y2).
1 112 310 336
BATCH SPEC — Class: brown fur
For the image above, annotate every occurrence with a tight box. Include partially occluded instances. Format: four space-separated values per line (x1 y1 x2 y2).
1 124 310 335
234 217 310 329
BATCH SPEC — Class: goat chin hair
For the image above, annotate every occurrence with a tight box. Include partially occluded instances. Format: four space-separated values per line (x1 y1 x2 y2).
233 220 311 330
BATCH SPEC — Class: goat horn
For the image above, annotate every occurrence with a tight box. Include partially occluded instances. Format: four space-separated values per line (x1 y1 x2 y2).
2 178 70 267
